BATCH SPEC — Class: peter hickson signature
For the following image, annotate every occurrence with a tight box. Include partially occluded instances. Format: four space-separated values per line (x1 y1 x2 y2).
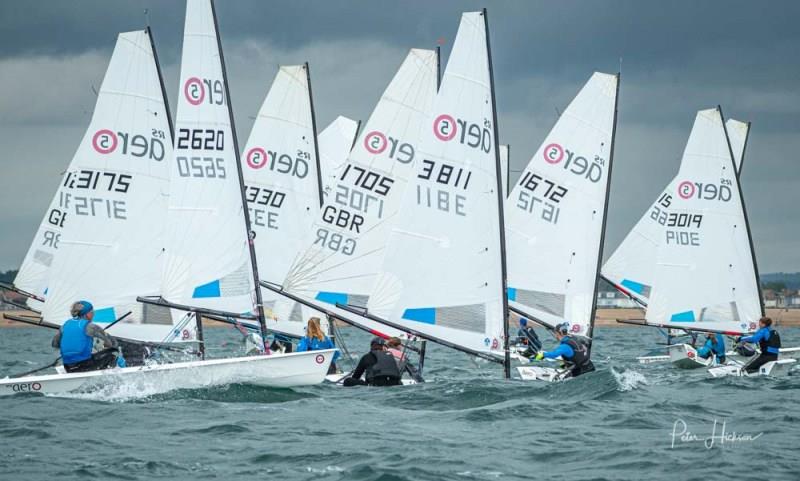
671 419 763 448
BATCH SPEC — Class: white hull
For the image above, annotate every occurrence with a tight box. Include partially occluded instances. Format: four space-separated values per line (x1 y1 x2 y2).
0 349 335 397
516 365 571 383
324 373 417 386
708 358 796 378
638 345 800 365
667 344 715 369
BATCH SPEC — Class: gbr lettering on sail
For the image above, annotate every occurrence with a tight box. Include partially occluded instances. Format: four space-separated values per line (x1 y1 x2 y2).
314 129 417 256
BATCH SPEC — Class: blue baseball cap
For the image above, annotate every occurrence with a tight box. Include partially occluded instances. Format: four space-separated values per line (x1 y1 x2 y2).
519 317 528 327
77 301 94 317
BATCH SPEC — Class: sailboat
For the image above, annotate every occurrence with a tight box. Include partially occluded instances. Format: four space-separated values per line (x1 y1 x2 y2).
505 73 619 381
266 10 513 382
1 28 190 349
268 47 438 346
602 108 795 376
1 0 333 396
240 63 330 340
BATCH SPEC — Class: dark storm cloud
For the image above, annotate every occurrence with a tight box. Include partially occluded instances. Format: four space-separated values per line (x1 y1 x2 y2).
1 0 799 272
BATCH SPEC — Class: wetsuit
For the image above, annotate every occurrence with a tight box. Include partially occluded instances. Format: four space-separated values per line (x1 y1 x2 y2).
517 326 542 357
542 336 595 378
741 327 781 374
52 318 117 373
343 349 402 387
697 333 726 364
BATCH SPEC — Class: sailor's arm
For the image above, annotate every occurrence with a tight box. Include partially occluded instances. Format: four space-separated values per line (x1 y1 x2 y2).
543 343 573 360
85 322 116 348
51 329 62 348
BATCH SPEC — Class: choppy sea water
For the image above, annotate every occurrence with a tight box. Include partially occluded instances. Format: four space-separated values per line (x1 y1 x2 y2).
0 325 798 481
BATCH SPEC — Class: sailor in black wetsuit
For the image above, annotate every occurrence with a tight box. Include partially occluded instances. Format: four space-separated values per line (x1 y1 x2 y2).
532 322 595 378
516 317 542 358
343 337 402 387
738 317 782 374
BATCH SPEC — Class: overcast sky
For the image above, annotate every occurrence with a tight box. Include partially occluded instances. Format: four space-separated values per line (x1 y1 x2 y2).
1 0 798 274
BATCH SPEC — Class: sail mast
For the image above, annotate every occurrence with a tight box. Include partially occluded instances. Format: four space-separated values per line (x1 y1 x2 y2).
435 45 442 89
482 8 510 378
209 0 269 343
146 26 174 143
719 107 764 316
586 73 620 351
306 62 324 208
737 121 752 179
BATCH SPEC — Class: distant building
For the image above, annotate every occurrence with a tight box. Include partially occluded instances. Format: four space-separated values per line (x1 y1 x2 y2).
595 290 639 308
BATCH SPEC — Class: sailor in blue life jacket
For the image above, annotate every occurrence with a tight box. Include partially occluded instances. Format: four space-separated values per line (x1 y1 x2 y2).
50 301 122 373
516 317 542 358
696 332 726 364
343 337 402 387
531 322 595 378
296 316 339 374
737 317 781 374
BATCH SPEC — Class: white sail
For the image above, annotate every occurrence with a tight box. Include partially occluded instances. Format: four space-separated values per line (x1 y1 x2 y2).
240 64 327 337
644 108 761 333
160 0 256 317
506 73 618 336
38 30 176 340
726 119 750 176
602 115 753 309
499 144 509 198
284 49 437 310
319 115 359 197
368 11 505 356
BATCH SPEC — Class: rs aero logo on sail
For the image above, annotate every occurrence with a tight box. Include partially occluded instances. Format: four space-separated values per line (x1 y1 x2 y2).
91 129 167 161
542 143 605 183
433 114 493 153
184 76 226 106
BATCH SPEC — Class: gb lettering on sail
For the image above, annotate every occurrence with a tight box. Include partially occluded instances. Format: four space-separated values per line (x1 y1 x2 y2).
36 29 176 341
368 11 507 359
284 49 437 309
506 73 618 337
159 0 256 318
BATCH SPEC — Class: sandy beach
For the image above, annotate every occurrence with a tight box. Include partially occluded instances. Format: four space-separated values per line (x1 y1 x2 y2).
5 308 800 328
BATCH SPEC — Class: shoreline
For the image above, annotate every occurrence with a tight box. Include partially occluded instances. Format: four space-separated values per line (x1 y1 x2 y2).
4 308 800 328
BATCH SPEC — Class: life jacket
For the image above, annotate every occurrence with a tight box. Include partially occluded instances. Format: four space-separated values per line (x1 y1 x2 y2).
561 337 594 375
60 318 93 365
520 327 542 352
710 334 726 362
366 349 401 382
759 329 781 355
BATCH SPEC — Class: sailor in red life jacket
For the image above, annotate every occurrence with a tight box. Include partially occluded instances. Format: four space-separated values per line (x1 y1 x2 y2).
386 337 406 362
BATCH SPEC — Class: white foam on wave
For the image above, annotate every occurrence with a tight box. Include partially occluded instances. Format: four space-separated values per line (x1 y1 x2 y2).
610 366 649 392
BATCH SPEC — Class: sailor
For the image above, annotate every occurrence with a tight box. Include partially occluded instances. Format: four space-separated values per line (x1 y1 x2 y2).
696 332 727 364
516 317 542 358
51 301 120 373
531 322 595 377
343 337 402 387
737 317 781 374
296 316 339 374
386 336 424 383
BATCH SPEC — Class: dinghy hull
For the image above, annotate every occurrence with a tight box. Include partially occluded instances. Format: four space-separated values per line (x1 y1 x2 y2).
667 344 714 369
0 349 335 397
708 358 796 378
